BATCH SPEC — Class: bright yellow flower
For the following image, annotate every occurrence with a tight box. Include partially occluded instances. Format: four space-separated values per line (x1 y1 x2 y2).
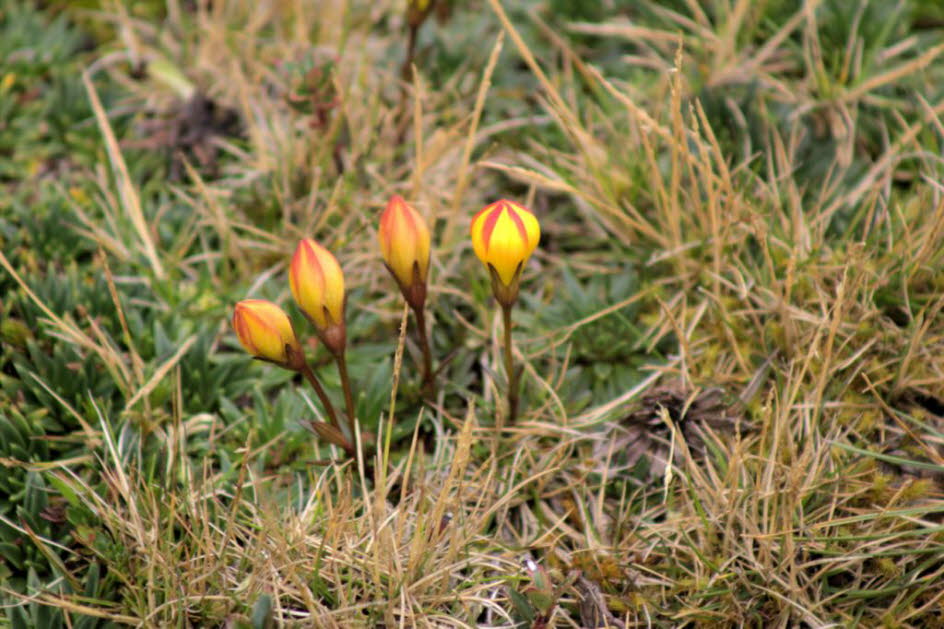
289 238 346 332
470 199 540 287
379 195 430 307
232 300 303 368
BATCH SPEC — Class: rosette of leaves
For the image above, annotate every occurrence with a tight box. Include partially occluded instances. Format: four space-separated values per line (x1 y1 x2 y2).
281 49 339 128
531 264 662 410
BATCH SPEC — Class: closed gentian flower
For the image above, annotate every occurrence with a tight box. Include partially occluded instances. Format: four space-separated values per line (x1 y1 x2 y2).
470 199 540 306
379 195 430 309
290 238 346 354
232 300 304 369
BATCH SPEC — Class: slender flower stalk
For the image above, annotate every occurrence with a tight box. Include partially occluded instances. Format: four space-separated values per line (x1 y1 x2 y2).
379 195 435 395
299 362 342 432
335 352 357 436
401 0 436 84
412 305 434 395
470 199 541 424
290 238 358 440
501 303 518 423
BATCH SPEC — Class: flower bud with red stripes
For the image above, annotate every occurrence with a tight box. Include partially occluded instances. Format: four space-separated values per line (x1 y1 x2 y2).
470 199 540 307
379 195 430 310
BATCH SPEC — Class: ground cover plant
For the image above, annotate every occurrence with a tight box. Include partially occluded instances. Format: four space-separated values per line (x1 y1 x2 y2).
2 0 944 626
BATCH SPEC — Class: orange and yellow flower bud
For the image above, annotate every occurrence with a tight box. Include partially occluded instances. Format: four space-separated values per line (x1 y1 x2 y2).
379 195 430 308
290 238 345 327
470 199 540 306
232 300 303 368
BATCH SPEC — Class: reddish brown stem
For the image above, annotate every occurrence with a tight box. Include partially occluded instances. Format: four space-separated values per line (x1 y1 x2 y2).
412 304 435 397
300 363 342 431
335 351 358 442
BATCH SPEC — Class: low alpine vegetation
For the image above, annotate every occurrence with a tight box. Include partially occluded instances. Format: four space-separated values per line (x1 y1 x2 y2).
1 1 943 627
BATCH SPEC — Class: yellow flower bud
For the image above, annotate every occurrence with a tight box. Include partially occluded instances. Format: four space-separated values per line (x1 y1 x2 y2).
289 238 347 353
470 199 540 305
232 300 303 368
379 195 430 308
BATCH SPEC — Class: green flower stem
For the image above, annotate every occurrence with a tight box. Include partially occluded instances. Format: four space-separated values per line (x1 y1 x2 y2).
300 363 342 431
502 302 519 425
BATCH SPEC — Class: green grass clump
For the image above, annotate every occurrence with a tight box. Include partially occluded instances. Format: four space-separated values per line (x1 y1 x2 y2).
2 0 944 626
